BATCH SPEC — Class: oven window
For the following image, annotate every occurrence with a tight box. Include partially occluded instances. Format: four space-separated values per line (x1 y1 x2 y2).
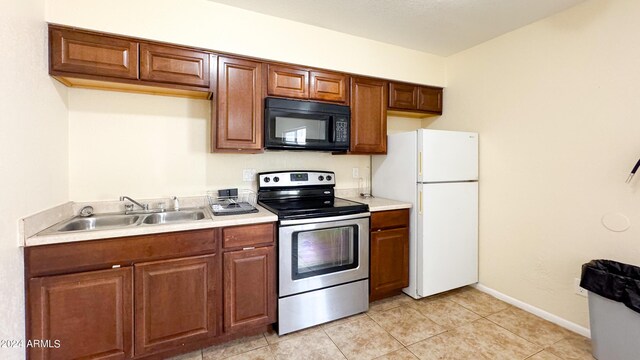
292 225 358 280
274 117 327 144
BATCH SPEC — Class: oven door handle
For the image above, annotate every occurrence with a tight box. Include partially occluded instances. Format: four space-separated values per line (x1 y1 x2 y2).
280 212 371 226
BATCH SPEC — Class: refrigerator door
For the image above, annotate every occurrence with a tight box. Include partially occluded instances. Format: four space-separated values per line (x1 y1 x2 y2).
417 182 478 297
418 129 478 182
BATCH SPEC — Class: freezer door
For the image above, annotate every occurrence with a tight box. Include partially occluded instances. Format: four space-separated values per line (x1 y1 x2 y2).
417 182 478 297
418 129 478 182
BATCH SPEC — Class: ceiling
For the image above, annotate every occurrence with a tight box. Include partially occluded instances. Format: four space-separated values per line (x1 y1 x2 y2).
208 0 585 56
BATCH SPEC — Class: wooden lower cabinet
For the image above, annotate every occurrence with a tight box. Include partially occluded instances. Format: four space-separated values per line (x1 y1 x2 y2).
223 246 276 333
370 228 410 301
25 226 277 359
134 254 217 356
369 209 410 302
28 267 133 360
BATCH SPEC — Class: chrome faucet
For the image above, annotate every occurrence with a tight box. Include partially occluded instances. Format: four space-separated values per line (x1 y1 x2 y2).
120 196 149 212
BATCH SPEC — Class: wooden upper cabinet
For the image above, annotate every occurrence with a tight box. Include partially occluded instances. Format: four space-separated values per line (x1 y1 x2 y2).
140 43 212 88
350 76 388 154
310 70 349 104
49 26 139 80
223 246 276 333
388 81 443 115
389 82 418 110
266 64 349 104
134 254 217 356
214 56 263 152
418 86 443 113
267 64 309 99
28 267 133 360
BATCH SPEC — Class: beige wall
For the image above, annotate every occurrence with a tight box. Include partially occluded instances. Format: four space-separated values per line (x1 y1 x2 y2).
0 1 69 358
45 0 446 86
68 89 370 200
429 0 640 328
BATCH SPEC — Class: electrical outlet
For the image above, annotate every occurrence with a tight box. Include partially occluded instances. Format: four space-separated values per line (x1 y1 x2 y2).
242 169 256 182
574 278 588 297
352 167 359 178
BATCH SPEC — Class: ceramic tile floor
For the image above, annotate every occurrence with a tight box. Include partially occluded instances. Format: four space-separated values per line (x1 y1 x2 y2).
168 287 594 360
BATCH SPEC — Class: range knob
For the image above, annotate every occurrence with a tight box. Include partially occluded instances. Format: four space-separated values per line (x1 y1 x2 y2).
318 175 324 181
264 177 271 183
273 176 280 182
326 175 332 181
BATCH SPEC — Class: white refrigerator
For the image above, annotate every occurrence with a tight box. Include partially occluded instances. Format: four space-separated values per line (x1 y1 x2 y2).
372 129 478 298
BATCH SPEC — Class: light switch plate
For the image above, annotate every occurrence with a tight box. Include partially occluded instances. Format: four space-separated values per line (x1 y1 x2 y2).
243 169 256 182
574 278 588 297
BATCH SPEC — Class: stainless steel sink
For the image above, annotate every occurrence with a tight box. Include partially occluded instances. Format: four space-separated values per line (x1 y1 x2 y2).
55 214 141 232
141 210 206 225
41 208 208 234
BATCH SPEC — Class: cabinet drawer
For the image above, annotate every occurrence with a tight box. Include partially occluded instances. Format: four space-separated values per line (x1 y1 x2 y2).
222 223 275 249
25 229 217 278
371 209 409 231
140 43 211 88
49 26 139 80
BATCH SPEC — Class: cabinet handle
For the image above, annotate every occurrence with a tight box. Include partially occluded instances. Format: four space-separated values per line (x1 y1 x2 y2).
242 247 255 251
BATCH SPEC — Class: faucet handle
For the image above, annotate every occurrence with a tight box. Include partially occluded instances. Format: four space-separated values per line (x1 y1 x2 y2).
124 204 134 212
79 206 94 217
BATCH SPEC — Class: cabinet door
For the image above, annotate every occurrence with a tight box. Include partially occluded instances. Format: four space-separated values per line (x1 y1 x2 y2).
223 246 276 333
267 64 309 99
28 267 133 360
140 43 211 88
370 227 409 301
134 254 217 356
215 56 263 151
49 27 138 80
389 82 418 110
417 86 443 114
310 70 349 104
350 76 387 154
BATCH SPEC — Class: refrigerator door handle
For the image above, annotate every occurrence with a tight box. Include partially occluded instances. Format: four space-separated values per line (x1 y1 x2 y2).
418 151 423 177
419 190 423 214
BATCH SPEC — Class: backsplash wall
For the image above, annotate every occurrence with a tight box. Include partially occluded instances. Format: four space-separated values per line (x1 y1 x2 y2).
68 89 370 201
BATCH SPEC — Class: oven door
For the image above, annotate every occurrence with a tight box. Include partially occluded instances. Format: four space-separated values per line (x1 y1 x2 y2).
279 214 369 297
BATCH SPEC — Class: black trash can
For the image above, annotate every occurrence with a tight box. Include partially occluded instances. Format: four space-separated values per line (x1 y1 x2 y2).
580 260 640 360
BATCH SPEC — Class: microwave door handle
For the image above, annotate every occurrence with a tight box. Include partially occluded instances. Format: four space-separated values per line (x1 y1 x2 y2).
330 115 336 143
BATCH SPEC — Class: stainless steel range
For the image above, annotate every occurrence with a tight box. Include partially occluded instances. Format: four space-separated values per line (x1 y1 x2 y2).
257 170 370 335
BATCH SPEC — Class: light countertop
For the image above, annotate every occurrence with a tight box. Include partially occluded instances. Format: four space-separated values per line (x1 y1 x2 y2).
24 201 277 247
23 194 411 247
342 196 412 212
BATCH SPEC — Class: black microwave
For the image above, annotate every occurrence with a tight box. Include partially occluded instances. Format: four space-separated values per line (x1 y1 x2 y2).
264 97 350 151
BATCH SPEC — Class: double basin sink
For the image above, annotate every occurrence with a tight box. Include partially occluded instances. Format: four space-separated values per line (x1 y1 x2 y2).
43 209 208 234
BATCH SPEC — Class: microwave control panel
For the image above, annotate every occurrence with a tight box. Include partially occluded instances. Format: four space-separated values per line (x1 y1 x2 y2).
335 118 349 143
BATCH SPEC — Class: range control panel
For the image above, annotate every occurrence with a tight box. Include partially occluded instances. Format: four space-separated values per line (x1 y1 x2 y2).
258 171 335 188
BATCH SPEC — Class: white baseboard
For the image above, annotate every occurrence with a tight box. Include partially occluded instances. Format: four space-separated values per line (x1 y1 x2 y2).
472 283 591 338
